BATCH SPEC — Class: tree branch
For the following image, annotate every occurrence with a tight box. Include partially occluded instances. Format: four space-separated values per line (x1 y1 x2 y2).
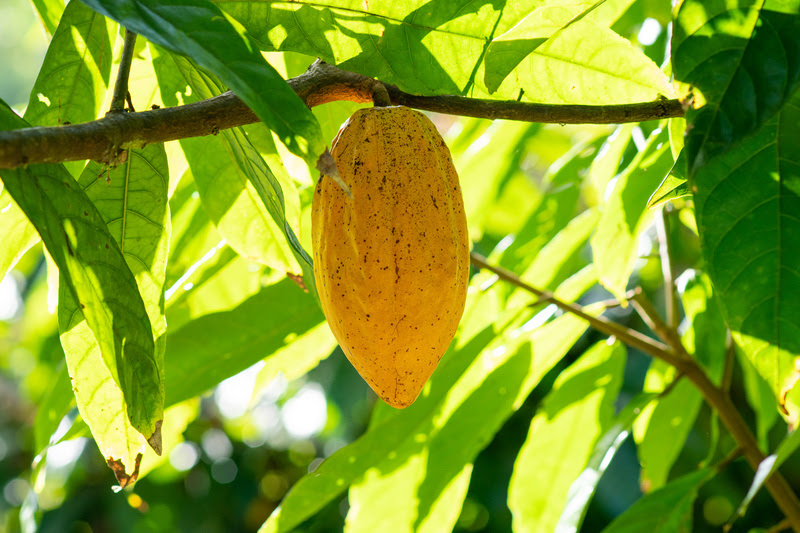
108 29 138 114
0 59 685 169
469 252 800 532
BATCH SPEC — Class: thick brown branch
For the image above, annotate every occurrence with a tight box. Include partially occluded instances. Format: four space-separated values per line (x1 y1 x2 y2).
0 60 684 169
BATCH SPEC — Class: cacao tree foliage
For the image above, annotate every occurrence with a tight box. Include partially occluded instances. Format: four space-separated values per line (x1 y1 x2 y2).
1 0 800 532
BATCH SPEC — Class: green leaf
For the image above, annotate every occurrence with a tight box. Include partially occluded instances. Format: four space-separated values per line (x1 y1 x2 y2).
26 0 117 176
736 427 800 519
692 93 800 417
602 469 714 533
509 207 600 309
0 189 39 283
152 50 310 283
218 0 508 97
482 4 672 103
591 125 674 299
557 392 659 533
585 125 635 207
0 104 161 447
80 0 324 164
31 0 66 36
499 136 603 273
59 142 170 476
739 350 781 450
2 0 117 279
646 152 690 209
33 362 74 454
508 340 626 533
673 0 800 174
674 3 800 417
219 1 670 104
456 121 540 239
165 279 322 407
634 272 727 490
482 2 598 93
25 0 114 127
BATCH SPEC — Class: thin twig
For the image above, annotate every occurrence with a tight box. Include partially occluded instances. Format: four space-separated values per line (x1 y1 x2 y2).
630 288 689 359
656 207 680 328
766 519 793 533
472 252 800 531
108 29 138 114
659 372 685 398
713 446 743 474
0 60 684 169
722 330 736 394
468 252 676 363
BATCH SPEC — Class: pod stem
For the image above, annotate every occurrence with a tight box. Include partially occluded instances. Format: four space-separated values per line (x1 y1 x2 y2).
371 82 392 107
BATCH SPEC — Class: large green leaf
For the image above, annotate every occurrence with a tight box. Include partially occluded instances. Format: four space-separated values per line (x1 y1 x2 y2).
217 0 671 103
0 103 161 447
481 9 673 103
691 95 800 417
673 0 800 174
456 120 540 239
79 0 324 165
217 0 511 97
25 1 115 129
508 340 626 533
591 125 674 299
31 0 66 36
499 136 603 273
59 142 170 480
165 279 323 406
633 272 727 490
2 1 117 281
673 1 800 417
557 392 659 533
601 469 713 533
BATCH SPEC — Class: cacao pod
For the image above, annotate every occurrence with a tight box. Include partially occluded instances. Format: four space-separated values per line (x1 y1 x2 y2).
312 106 470 408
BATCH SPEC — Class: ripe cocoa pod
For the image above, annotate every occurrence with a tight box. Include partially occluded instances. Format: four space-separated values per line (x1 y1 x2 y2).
312 106 470 408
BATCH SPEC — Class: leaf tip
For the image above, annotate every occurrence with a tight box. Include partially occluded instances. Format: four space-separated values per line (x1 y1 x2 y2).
147 420 163 456
107 453 143 488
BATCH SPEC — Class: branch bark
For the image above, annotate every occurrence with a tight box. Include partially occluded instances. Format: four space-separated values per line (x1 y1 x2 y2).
0 59 684 169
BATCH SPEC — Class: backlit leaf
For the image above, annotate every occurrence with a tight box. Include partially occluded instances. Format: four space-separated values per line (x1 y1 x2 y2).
0 104 162 451
59 142 170 478
591 125 673 299
509 340 626 533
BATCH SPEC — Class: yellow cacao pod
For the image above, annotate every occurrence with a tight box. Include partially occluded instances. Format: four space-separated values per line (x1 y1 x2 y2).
312 106 470 408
